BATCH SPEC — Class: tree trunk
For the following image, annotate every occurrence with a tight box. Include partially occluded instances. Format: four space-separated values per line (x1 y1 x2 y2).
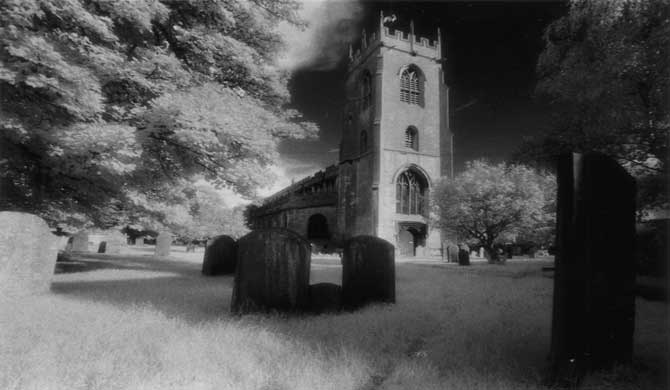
483 244 499 264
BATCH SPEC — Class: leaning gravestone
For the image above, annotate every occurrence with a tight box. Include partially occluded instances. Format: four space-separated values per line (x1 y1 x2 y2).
70 230 89 252
202 235 237 275
154 232 172 257
549 153 636 383
97 241 107 253
0 212 58 297
231 229 311 313
341 235 395 309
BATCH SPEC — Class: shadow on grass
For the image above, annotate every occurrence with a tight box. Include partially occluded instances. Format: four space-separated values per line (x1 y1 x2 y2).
52 253 235 322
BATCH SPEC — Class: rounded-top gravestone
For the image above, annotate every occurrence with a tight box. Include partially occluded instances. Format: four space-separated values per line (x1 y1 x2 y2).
443 242 459 263
341 235 395 309
0 212 58 297
100 231 125 254
232 229 311 313
202 235 237 275
154 231 172 257
70 230 89 252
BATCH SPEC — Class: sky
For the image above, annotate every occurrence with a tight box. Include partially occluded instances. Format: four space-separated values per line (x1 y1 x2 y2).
244 0 568 203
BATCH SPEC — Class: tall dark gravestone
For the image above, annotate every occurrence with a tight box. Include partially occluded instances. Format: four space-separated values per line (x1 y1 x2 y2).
341 235 395 309
549 153 636 382
231 229 311 313
202 235 237 275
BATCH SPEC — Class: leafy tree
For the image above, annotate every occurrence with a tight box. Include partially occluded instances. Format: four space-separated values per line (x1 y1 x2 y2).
432 160 556 263
0 0 316 228
517 0 669 213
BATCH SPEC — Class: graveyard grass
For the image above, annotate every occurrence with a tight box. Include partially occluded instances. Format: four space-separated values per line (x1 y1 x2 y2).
1 249 667 390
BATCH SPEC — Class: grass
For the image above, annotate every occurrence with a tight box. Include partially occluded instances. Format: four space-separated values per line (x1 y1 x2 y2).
0 247 667 390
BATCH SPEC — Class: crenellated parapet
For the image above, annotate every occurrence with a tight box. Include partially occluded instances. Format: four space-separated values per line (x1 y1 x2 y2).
249 165 339 218
349 11 442 70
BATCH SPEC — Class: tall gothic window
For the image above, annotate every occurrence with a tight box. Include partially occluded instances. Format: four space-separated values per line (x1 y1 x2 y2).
400 66 423 105
396 170 427 215
360 130 368 153
404 126 418 151
361 71 372 110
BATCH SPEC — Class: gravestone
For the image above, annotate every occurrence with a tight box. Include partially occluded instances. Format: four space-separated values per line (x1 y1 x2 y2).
308 283 342 313
457 245 470 266
202 235 237 276
479 247 484 258
70 231 89 252
97 241 107 253
101 232 125 254
231 229 311 313
549 153 636 383
154 232 172 257
0 212 58 297
442 242 459 263
341 235 395 309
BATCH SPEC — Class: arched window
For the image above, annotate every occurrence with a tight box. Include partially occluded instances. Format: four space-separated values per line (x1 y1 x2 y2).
396 169 427 215
360 130 368 153
400 66 423 105
404 127 418 151
361 71 372 110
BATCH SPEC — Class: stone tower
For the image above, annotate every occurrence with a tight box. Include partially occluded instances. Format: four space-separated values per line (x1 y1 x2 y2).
337 12 452 257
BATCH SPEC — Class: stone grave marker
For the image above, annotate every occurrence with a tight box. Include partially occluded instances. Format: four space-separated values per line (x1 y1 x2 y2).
442 242 459 263
341 235 395 309
457 244 470 266
202 235 237 276
479 247 485 258
70 231 89 252
0 212 58 297
549 153 636 383
231 229 311 313
154 232 172 257
308 283 342 313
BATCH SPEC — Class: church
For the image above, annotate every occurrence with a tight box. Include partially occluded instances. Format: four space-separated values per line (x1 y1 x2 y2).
247 13 453 257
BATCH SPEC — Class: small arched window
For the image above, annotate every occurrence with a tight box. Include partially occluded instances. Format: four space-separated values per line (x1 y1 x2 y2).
400 66 423 105
404 127 418 151
396 169 427 215
360 130 368 153
361 71 372 110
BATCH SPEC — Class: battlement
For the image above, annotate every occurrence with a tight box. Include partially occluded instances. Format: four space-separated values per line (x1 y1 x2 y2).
349 11 441 69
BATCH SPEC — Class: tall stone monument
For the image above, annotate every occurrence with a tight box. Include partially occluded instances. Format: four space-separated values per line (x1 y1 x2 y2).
549 153 636 382
0 212 58 296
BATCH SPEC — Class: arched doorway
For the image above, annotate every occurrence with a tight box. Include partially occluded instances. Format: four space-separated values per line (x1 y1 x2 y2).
307 214 330 239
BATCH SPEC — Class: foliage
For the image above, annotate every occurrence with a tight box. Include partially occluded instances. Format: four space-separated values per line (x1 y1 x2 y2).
0 0 316 228
516 0 669 212
432 160 556 262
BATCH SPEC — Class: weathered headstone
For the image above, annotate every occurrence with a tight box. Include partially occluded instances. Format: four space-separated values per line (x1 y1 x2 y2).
154 232 172 257
442 242 459 263
97 241 107 253
549 153 636 383
202 235 237 276
0 212 58 297
457 245 470 266
100 232 125 254
308 283 342 313
70 231 89 252
341 235 395 309
479 247 484 258
231 229 311 313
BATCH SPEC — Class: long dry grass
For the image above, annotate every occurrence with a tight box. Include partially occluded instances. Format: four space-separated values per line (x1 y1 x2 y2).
0 248 666 390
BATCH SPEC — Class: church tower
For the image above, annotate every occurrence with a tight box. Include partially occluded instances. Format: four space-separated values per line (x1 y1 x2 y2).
337 12 453 257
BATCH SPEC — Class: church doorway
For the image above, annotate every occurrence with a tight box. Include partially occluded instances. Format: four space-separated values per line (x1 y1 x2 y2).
397 223 427 257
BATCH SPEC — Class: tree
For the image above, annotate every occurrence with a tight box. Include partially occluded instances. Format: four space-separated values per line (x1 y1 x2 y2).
517 0 669 214
432 160 556 263
0 0 316 228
